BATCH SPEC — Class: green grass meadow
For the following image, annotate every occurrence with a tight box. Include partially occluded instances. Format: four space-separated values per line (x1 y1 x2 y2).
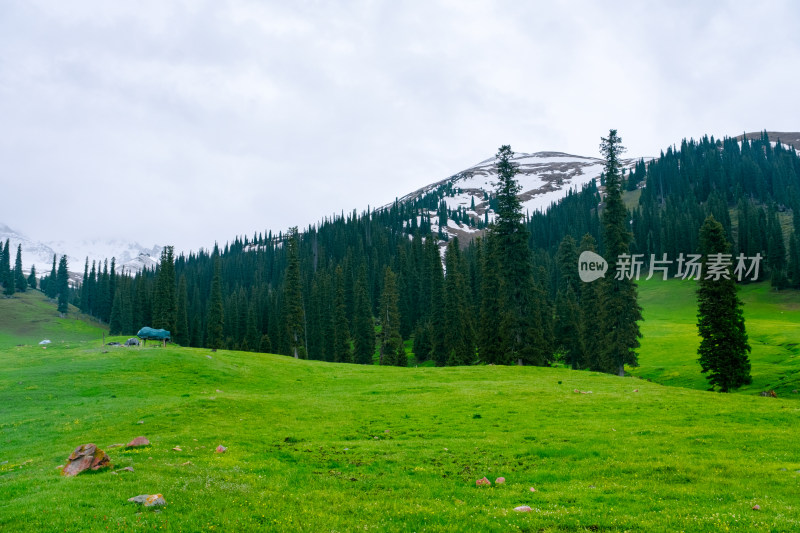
633 279 800 397
0 291 107 349
1 289 800 531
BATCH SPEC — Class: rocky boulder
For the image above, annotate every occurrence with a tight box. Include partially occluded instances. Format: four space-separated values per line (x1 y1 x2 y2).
126 436 150 448
62 443 111 476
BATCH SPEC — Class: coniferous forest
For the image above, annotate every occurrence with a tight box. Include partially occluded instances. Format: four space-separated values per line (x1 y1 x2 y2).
6 131 800 376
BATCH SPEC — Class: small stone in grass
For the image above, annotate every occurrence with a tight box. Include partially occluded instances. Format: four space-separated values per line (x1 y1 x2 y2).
126 437 150 448
172 446 182 452
495 477 505 484
122 466 134 472
752 504 761 511
476 477 491 486
128 494 166 507
529 487 536 492
633 389 639 392
181 461 193 466
137 421 144 425
514 506 532 512
215 445 227 453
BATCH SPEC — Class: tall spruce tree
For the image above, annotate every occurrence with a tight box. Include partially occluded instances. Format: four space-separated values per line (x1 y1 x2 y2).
697 215 752 391
554 235 582 368
578 234 603 370
333 265 351 363
80 258 90 312
491 145 548 365
206 255 225 349
46 254 58 298
27 264 37 289
352 266 375 364
477 234 508 364
1 239 13 296
444 239 475 366
109 287 124 335
153 246 177 334
56 255 69 314
175 274 190 346
378 266 403 366
14 244 26 292
599 130 642 376
283 228 306 359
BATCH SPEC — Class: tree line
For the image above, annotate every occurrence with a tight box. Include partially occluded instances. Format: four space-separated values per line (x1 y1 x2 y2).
9 131 799 387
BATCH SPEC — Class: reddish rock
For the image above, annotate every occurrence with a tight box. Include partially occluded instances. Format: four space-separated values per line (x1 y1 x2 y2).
495 477 506 484
215 445 227 453
476 477 491 486
62 443 111 476
752 504 761 511
514 506 532 512
126 436 150 448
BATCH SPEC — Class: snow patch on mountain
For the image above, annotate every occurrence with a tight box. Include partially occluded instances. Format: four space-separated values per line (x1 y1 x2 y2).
385 150 645 245
0 224 162 278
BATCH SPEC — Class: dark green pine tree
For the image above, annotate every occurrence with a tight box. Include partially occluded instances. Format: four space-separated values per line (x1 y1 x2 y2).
206 255 225 350
283 228 306 359
554 235 582 368
598 130 642 376
46 254 58 299
578 234 603 370
333 265 351 363
788 232 800 288
491 145 548 365
245 302 260 352
80 258 90 312
27 264 37 290
425 236 447 366
444 239 475 366
697 215 752 391
153 246 177 335
109 287 124 335
477 234 508 364
378 266 403 366
56 255 69 314
174 274 190 346
352 266 375 365
1 239 14 296
14 244 26 292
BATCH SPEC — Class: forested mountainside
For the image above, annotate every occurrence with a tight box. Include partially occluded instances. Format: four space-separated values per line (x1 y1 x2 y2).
5 131 799 371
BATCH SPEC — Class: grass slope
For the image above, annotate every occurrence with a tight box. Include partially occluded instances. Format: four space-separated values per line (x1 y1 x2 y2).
633 279 800 397
0 290 107 349
2 342 800 531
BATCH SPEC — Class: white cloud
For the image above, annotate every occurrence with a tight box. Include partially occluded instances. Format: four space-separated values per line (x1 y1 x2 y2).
1 0 799 253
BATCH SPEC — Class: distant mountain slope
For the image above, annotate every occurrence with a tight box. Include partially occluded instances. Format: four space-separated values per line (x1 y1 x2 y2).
736 131 800 150
387 150 645 243
0 223 161 278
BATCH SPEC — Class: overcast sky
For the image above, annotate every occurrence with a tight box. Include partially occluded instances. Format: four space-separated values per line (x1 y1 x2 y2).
2 0 799 253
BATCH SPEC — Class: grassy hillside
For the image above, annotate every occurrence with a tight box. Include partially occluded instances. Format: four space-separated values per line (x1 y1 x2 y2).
633 279 800 397
2 341 800 531
0 290 107 349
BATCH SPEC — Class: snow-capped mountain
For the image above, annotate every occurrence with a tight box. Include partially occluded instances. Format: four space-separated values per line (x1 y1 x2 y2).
0 223 162 278
385 150 645 243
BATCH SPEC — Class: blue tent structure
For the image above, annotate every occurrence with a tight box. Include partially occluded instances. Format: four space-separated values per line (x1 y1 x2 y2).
136 327 171 346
